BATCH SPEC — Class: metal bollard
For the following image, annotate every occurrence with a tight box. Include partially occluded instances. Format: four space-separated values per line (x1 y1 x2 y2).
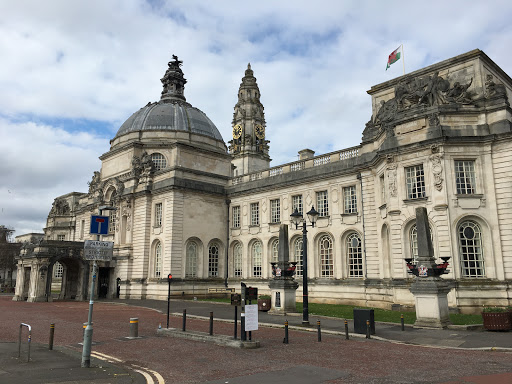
49 323 55 350
241 313 246 341
317 320 322 342
182 309 187 332
344 319 349 340
209 312 213 336
129 318 139 338
401 314 405 331
283 320 289 344
233 306 238 340
366 320 371 339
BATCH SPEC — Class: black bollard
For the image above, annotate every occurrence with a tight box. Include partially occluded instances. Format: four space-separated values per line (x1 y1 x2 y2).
317 320 321 342
241 313 246 341
283 320 289 344
49 323 55 350
129 318 139 338
344 319 349 340
233 306 238 340
366 320 371 339
209 312 213 336
401 314 405 331
182 309 187 332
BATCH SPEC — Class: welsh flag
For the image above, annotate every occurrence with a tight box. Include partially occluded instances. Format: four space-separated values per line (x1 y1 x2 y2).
386 46 401 70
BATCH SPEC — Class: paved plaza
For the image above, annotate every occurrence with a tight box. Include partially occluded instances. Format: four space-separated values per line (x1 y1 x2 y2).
1 295 512 383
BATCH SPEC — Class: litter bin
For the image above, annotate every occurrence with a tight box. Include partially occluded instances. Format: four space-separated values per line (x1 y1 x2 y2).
353 308 375 334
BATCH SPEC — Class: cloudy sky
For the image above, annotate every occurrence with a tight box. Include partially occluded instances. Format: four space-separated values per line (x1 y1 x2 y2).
1 0 511 236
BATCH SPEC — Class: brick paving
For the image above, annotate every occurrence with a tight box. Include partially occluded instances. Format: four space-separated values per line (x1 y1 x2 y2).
1 296 512 383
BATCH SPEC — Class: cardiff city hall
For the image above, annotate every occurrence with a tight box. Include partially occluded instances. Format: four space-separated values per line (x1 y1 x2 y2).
13 49 512 314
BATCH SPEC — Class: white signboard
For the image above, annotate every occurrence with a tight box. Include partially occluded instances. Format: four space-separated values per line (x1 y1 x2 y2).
84 240 114 261
244 304 259 331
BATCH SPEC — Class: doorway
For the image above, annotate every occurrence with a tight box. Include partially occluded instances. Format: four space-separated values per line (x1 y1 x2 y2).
98 267 110 299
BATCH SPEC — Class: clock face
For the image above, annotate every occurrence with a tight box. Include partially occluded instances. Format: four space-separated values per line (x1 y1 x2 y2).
233 124 242 139
255 124 265 139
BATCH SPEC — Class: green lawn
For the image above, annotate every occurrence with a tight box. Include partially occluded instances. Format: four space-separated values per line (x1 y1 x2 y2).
197 297 482 325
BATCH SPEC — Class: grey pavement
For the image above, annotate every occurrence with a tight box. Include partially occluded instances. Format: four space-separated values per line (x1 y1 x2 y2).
0 341 145 384
116 298 512 351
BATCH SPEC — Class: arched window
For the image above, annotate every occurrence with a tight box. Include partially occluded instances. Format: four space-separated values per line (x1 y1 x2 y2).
294 238 303 276
54 262 63 278
151 153 167 171
319 235 333 278
108 189 117 233
458 221 484 277
252 241 262 277
154 241 162 278
185 241 198 278
347 233 363 277
234 242 243 277
208 243 219 277
271 239 279 262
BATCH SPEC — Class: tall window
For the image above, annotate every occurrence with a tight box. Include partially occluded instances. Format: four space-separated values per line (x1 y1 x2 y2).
405 165 425 199
458 221 484 277
270 199 280 223
155 203 163 227
154 241 162 278
294 238 303 276
380 174 386 204
234 242 243 277
271 239 279 262
80 219 85 239
343 186 357 214
232 206 240 228
319 235 333 278
455 160 476 194
185 241 198 278
409 224 434 263
151 153 167 171
292 195 303 215
57 234 65 241
316 190 329 217
347 233 363 277
54 262 63 278
108 189 117 233
252 241 262 277
250 203 259 226
208 243 219 277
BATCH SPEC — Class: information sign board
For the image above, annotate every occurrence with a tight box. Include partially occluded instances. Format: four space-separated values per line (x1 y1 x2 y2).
84 240 114 261
244 304 258 331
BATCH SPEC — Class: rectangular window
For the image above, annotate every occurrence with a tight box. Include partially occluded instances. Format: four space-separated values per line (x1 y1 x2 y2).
292 195 303 216
109 209 116 233
155 203 163 227
80 219 85 239
316 190 329 217
380 174 386 204
270 199 280 223
343 186 357 214
250 202 259 226
455 160 476 194
405 165 426 199
57 234 65 241
232 206 240 228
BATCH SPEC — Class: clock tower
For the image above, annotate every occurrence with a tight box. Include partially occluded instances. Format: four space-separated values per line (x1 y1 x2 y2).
229 64 270 176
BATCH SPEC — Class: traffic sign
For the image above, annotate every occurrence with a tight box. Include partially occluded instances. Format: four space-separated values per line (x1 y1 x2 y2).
84 240 114 261
90 215 110 235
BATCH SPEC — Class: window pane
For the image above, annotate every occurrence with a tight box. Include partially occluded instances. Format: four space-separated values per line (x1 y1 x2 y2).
347 233 363 277
185 241 197 278
292 195 303 216
253 241 262 277
320 235 333 277
232 206 240 228
234 243 243 277
250 203 259 226
271 239 279 262
155 242 162 278
209 244 219 277
405 165 425 199
295 238 303 276
155 203 163 227
316 191 329 217
343 186 357 214
455 160 476 194
458 221 484 277
151 153 167 171
270 199 280 223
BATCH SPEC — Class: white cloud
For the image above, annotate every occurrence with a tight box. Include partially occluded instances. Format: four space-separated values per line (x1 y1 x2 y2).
0 0 511 233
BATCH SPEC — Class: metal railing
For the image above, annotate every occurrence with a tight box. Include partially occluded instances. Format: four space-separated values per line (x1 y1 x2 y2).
18 323 32 362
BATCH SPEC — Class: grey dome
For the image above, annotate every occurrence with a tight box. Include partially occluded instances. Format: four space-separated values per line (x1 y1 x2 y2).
115 100 224 142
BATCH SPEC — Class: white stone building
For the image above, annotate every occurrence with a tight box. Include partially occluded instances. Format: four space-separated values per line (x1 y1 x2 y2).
14 50 512 313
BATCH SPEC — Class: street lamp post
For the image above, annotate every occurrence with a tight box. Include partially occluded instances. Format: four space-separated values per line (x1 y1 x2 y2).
290 206 319 325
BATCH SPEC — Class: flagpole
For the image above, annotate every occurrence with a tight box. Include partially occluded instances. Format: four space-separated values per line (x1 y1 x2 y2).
402 44 405 75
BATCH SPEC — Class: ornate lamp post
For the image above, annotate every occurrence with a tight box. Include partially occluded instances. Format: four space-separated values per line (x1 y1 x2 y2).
290 206 319 325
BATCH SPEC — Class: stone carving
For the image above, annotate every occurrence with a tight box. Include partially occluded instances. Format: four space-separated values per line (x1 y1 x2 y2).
445 78 473 104
133 151 155 185
161 55 186 98
88 171 101 193
428 113 440 127
485 74 507 99
49 198 70 216
387 163 398 197
430 153 444 191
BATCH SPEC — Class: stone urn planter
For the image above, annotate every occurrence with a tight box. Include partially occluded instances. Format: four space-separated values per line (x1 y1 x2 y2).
257 296 271 312
481 308 512 331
